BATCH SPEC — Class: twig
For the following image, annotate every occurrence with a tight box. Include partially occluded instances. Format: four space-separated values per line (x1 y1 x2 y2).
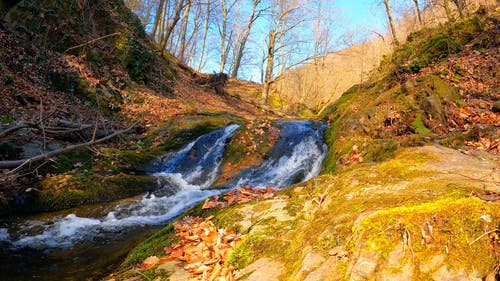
468 229 499 245
64 32 121 53
447 170 500 185
91 117 99 142
403 227 415 261
39 98 47 151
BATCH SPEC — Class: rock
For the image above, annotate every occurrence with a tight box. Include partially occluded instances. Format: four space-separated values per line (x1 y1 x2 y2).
303 257 338 281
295 247 326 279
386 243 405 267
379 262 414 281
156 261 190 281
235 258 284 281
350 250 379 281
432 266 477 281
420 254 445 274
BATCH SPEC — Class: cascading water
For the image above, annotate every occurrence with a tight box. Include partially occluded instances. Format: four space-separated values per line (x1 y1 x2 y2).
0 120 327 280
228 120 327 188
1 124 240 249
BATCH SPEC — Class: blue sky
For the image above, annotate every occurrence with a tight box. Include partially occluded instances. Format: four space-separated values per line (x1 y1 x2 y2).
337 0 387 30
201 0 400 80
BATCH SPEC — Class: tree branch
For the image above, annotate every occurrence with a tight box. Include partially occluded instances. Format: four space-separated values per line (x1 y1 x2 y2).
0 123 136 170
64 32 121 53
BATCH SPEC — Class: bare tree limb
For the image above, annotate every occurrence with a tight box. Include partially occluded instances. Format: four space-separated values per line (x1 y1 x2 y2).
64 32 121 53
0 123 136 170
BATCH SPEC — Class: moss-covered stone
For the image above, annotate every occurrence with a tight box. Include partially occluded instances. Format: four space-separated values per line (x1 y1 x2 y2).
215 119 279 186
320 74 462 172
17 173 157 212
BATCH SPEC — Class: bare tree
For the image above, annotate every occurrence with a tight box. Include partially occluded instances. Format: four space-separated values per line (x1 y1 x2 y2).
451 0 465 18
178 0 192 60
230 0 265 78
159 0 187 55
382 0 400 46
197 0 212 71
261 0 310 103
412 0 423 24
151 0 166 40
185 1 205 65
443 0 455 21
216 0 237 73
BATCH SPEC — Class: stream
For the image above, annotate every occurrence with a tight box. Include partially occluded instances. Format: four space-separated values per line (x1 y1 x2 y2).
0 120 327 280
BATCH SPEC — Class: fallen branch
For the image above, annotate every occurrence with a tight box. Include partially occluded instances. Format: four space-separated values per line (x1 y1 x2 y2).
468 229 499 245
0 123 31 139
0 123 136 170
64 32 121 53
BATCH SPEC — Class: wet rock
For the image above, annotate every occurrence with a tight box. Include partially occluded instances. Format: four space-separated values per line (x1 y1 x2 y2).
235 258 284 281
350 250 379 281
386 243 405 267
492 101 500 113
378 242 415 280
379 262 414 281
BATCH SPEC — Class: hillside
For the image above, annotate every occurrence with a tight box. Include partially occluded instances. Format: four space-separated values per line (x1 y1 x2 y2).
112 12 500 281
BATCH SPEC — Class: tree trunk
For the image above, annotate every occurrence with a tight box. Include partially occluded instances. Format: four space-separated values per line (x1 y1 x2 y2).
413 0 423 25
219 0 228 73
178 0 191 61
443 0 454 22
231 0 261 78
262 29 276 104
151 0 165 39
197 1 211 71
451 0 464 18
383 0 400 46
160 0 185 55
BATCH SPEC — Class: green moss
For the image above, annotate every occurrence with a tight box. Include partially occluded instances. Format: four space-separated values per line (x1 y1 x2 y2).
353 197 499 277
215 119 278 186
123 224 179 267
52 149 94 173
380 15 486 79
117 35 156 85
22 174 156 212
228 231 289 270
412 114 432 135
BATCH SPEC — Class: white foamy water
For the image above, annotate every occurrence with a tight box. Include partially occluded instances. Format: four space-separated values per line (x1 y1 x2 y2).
3 121 327 249
0 228 10 240
231 120 327 188
5 125 239 249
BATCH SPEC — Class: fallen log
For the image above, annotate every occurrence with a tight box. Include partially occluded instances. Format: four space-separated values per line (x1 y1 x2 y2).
0 124 135 170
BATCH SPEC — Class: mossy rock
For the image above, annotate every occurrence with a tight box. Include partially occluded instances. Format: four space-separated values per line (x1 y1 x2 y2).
215 119 279 186
16 173 157 212
352 197 499 279
320 74 461 172
377 15 489 80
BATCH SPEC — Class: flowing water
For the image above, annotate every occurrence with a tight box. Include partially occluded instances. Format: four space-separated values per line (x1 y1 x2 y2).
0 120 327 280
